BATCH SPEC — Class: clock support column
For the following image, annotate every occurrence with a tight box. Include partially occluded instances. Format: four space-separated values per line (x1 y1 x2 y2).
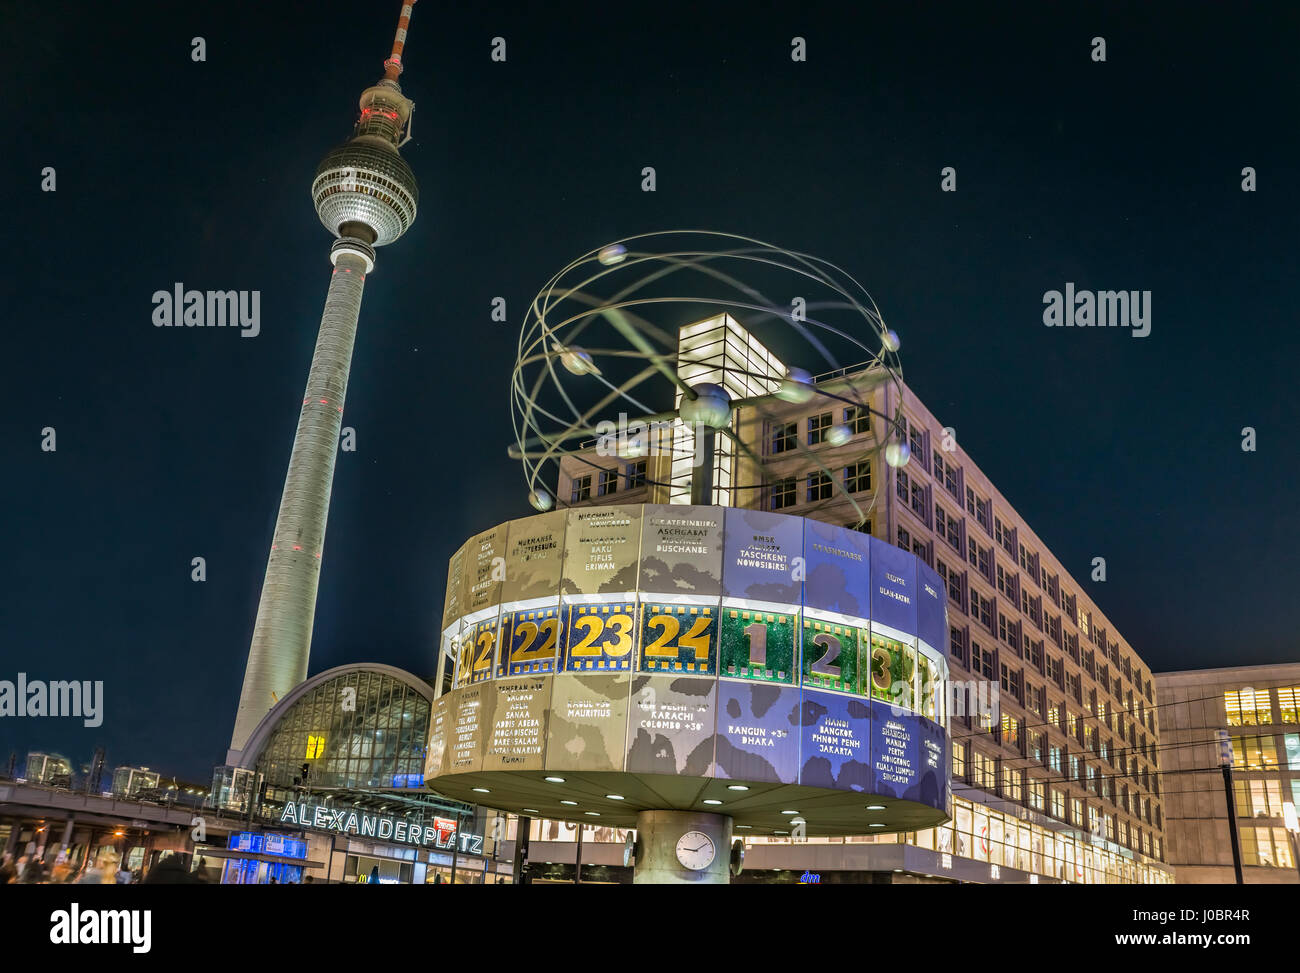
632 810 733 884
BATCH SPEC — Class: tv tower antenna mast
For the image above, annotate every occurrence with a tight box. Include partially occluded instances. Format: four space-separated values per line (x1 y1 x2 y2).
228 2 421 761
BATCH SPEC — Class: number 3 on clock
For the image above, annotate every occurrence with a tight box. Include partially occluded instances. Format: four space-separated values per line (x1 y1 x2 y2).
562 604 635 672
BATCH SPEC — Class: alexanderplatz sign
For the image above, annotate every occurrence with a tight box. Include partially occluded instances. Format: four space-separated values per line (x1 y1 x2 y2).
424 503 952 840
279 801 485 854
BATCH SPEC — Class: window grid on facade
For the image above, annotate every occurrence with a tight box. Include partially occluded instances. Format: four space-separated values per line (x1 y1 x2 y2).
807 470 833 502
597 468 618 496
626 460 647 488
807 412 832 445
771 421 797 454
770 476 796 510
844 405 871 435
845 461 871 493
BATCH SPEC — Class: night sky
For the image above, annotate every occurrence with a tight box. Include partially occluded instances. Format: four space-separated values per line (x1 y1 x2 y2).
5 1 1297 782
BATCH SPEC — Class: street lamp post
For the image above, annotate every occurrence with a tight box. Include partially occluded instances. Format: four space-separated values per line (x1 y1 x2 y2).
1216 729 1244 884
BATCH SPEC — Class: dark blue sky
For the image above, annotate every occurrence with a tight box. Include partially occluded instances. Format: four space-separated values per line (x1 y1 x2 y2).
4 1 1297 781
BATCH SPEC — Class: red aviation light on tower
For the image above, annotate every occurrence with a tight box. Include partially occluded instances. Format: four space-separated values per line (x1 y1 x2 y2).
383 2 417 80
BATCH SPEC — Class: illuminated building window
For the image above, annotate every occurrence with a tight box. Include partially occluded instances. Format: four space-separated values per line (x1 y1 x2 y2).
1231 735 1279 770
570 475 591 504
770 476 796 510
1239 827 1296 868
843 405 870 435
1001 764 1022 801
1286 733 1300 770
1029 780 1045 811
844 461 871 493
807 471 833 502
1278 687 1299 723
952 743 967 779
999 712 1020 747
1051 789 1066 820
807 412 832 445
1225 688 1273 726
305 735 326 759
770 421 797 454
1234 779 1285 818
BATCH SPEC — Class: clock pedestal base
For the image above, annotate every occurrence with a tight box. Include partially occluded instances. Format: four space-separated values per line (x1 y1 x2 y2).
633 809 732 884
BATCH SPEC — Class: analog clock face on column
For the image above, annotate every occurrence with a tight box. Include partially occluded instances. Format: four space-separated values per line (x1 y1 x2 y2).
675 831 716 871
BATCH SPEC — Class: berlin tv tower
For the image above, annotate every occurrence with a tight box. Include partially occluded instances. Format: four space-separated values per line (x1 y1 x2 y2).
228 2 420 759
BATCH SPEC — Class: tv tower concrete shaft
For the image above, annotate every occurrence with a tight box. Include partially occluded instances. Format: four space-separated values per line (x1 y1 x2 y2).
228 243 371 756
228 0 419 760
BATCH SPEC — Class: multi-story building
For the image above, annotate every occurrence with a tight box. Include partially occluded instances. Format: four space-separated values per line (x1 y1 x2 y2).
556 314 1171 883
1156 663 1300 883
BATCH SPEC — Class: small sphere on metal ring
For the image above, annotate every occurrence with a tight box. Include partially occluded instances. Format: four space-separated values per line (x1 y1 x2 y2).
560 346 598 376
884 442 911 468
679 383 733 429
598 244 628 266
777 367 815 404
825 423 853 447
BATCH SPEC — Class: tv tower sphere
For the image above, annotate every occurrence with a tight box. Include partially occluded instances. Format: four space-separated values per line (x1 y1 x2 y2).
312 99 419 247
